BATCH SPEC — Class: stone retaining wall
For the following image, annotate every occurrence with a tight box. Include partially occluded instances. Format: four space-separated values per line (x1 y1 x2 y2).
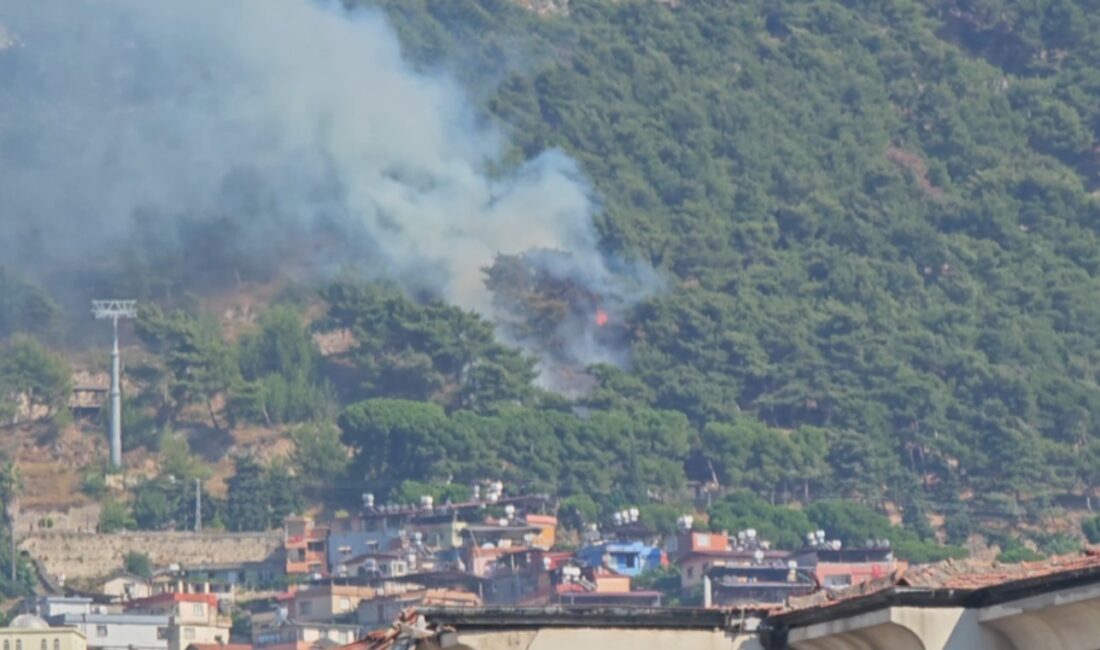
18 530 284 580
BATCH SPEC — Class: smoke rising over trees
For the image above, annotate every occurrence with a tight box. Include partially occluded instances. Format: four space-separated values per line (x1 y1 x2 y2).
0 0 652 373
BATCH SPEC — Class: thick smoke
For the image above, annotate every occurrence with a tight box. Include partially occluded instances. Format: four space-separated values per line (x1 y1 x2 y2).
0 0 655 383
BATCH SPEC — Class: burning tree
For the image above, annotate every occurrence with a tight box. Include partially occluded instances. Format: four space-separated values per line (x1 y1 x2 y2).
483 250 625 377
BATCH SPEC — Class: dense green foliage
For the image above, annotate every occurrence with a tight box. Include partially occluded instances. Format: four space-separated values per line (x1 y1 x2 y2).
124 551 154 578
1085 515 1100 544
0 334 72 424
225 455 303 532
0 269 58 341
321 279 538 411
99 500 137 533
352 0 1100 533
0 462 34 597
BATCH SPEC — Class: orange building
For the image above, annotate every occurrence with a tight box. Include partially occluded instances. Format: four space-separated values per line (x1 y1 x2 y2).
793 547 907 590
285 517 329 576
524 514 558 550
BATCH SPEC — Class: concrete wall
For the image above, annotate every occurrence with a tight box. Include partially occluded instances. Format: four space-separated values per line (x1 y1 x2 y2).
19 532 283 580
16 505 102 534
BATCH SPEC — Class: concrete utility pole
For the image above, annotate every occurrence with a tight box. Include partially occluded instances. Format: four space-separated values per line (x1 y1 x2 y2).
195 478 202 533
92 300 138 468
7 498 16 583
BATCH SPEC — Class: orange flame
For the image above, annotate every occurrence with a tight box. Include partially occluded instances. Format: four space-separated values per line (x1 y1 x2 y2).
595 309 609 327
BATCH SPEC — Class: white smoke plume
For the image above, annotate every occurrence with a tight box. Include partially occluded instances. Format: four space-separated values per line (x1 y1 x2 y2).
0 0 654 379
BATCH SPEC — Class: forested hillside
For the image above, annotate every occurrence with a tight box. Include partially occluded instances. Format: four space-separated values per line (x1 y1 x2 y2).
370 0 1100 517
3 0 1100 560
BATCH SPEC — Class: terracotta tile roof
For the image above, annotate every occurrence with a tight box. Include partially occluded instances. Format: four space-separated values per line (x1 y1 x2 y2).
897 547 1100 589
335 608 449 650
785 547 1100 613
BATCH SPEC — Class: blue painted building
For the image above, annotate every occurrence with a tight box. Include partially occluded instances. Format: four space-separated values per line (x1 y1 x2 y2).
576 541 666 577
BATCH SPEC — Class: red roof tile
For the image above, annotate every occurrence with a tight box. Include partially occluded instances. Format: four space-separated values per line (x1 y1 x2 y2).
785 547 1100 612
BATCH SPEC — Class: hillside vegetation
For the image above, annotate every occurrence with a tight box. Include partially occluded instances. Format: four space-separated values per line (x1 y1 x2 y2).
373 0 1100 515
3 0 1100 560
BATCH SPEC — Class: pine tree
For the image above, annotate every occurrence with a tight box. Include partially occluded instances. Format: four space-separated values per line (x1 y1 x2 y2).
226 456 269 532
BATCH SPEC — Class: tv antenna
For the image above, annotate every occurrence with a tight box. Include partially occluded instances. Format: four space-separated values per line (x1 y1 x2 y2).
91 300 137 468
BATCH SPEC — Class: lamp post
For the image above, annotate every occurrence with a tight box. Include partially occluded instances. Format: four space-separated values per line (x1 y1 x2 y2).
91 300 137 468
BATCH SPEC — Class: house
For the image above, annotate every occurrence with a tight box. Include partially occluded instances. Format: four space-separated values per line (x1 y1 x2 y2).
335 553 409 581
678 549 792 590
0 615 87 650
575 541 666 578
325 517 404 574
176 561 285 596
29 598 101 620
100 573 153 602
520 515 557 550
464 546 526 579
459 521 545 560
35 593 167 650
123 594 229 650
355 589 479 630
285 517 329 577
702 564 815 607
250 611 360 650
287 585 378 623
480 549 573 605
48 613 169 650
792 545 907 590
667 531 731 560
549 566 662 607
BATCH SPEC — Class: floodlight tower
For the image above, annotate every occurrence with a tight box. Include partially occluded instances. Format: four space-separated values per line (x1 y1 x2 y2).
92 300 138 468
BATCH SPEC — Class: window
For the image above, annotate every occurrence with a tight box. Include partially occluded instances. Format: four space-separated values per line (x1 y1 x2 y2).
40 640 46 650
53 640 59 650
183 628 195 641
16 639 22 650
97 626 109 638
339 598 351 612
192 603 205 617
686 567 695 579
5 639 10 650
298 601 312 616
157 628 168 641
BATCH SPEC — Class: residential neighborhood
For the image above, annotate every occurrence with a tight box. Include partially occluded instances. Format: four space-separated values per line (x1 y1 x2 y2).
0 482 931 650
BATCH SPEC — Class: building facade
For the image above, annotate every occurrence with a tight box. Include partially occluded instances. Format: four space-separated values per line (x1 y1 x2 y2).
0 616 87 650
124 593 229 650
51 614 168 650
288 585 378 623
576 541 666 578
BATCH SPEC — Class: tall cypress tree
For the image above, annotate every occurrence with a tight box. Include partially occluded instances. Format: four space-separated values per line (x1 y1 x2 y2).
226 455 269 532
